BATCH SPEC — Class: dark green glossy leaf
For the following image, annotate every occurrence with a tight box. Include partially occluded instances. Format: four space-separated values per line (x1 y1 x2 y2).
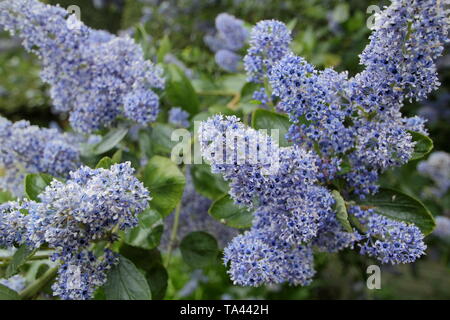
165 64 199 115
251 109 291 147
190 164 229 200
25 173 54 201
179 231 219 269
143 156 185 217
331 190 353 232
92 127 128 155
0 284 20 300
208 194 253 229
354 188 435 235
103 255 151 300
409 131 433 161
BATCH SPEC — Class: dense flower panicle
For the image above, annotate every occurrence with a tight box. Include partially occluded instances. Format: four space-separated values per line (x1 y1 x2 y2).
434 216 450 239
252 87 269 106
350 206 426 264
418 151 450 196
0 0 164 133
215 13 248 51
0 275 26 292
224 230 315 287
168 107 190 128
0 116 80 196
356 0 449 106
52 249 117 300
0 201 28 247
27 162 150 251
161 169 238 249
244 20 292 83
215 49 241 72
0 162 150 299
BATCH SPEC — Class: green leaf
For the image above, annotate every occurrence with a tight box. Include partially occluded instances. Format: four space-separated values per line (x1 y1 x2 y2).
143 156 186 217
111 149 123 164
5 245 36 278
354 188 435 235
190 164 229 200
251 109 291 147
95 157 113 169
25 173 54 201
103 255 152 300
179 231 219 269
150 123 178 155
145 264 168 300
331 191 353 232
165 64 199 115
119 245 167 300
157 35 171 63
0 284 20 300
0 191 13 204
92 127 128 155
208 194 253 229
123 209 164 250
409 131 433 161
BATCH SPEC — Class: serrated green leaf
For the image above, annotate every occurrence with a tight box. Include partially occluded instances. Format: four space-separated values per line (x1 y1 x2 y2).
251 109 291 147
103 255 151 300
208 194 253 229
143 156 186 217
92 127 128 155
331 190 353 232
25 173 54 201
179 231 219 269
354 188 435 235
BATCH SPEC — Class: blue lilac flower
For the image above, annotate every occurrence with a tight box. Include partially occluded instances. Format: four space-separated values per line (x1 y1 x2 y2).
244 20 291 83
252 87 269 106
224 230 315 286
205 13 248 53
168 107 190 128
0 116 80 197
0 201 28 247
215 13 248 51
434 216 450 239
350 206 426 264
0 0 164 133
418 151 450 197
1 162 150 299
215 49 241 72
0 275 26 292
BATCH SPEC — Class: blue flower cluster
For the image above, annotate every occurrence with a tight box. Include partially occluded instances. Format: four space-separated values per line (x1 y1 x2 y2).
244 20 291 84
0 162 150 299
0 0 164 133
0 116 80 197
418 151 450 197
266 0 448 197
205 13 248 72
168 107 190 128
199 115 347 285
